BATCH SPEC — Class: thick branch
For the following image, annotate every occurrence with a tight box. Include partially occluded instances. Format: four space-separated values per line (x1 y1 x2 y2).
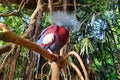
0 23 58 61
51 62 59 80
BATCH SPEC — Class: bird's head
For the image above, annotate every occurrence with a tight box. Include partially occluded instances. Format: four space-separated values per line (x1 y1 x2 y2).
51 11 80 32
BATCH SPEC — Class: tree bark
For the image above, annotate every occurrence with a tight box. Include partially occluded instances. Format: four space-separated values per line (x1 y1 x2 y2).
51 62 59 80
0 23 58 61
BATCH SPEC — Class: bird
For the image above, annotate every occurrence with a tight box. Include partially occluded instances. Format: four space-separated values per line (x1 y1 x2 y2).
37 25 69 52
35 12 80 79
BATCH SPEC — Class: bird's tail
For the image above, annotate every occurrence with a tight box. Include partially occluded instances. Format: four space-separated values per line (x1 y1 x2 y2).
35 54 41 79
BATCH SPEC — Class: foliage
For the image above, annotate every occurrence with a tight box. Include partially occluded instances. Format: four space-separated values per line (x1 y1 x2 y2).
0 0 120 80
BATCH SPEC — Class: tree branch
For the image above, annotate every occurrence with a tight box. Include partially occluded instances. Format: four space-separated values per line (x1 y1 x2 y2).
68 62 84 80
0 46 13 72
0 23 58 61
48 0 53 14
0 0 29 17
0 43 12 55
9 46 21 80
64 51 89 80
30 0 43 24
51 62 59 80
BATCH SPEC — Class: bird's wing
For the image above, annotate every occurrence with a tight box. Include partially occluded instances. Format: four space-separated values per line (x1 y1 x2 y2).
42 33 54 45
38 27 50 40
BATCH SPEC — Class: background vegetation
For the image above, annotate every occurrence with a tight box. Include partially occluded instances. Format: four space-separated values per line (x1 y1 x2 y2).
0 0 120 80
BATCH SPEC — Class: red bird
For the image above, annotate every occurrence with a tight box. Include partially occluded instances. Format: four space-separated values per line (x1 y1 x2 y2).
35 12 80 79
37 25 69 52
35 25 69 78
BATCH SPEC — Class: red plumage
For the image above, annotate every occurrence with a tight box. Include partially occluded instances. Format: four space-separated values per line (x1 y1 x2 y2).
35 25 69 79
37 25 69 52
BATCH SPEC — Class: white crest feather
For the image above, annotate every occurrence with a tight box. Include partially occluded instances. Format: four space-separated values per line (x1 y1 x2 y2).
51 11 80 32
